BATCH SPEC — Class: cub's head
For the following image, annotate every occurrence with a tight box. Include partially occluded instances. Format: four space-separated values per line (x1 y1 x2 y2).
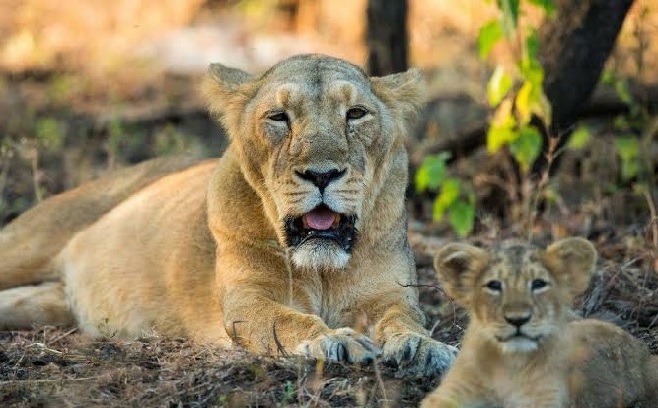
434 238 597 353
203 54 424 270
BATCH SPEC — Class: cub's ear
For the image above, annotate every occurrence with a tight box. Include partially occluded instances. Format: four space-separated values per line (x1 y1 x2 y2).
370 68 427 126
541 237 597 297
201 63 256 135
434 243 489 306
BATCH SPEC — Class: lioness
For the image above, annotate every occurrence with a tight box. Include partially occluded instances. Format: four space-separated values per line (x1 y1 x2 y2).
421 237 658 407
0 54 456 376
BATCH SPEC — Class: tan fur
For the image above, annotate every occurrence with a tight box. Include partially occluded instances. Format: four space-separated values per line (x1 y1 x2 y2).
0 54 456 376
422 238 658 408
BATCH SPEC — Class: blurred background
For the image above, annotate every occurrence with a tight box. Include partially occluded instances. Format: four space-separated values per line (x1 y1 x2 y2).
0 0 656 238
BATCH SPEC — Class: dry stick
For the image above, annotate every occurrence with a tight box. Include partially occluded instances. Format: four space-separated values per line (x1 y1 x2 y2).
396 282 459 327
28 342 64 355
272 322 289 357
229 320 246 349
49 327 78 344
30 146 42 202
500 149 520 206
641 116 658 257
372 358 390 408
527 134 562 240
644 191 658 253
0 377 101 385
0 147 12 212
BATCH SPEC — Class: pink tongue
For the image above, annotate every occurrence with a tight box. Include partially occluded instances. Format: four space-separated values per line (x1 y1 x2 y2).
304 209 337 230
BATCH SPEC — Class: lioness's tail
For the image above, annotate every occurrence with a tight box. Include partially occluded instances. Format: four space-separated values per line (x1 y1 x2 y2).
0 155 204 290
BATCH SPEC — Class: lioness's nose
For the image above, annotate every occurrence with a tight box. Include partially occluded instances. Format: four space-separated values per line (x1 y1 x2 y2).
296 169 346 193
504 313 532 327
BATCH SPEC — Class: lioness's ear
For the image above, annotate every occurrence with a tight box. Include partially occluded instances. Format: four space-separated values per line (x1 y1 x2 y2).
202 63 256 135
370 68 427 125
208 63 253 89
434 243 489 305
541 237 597 297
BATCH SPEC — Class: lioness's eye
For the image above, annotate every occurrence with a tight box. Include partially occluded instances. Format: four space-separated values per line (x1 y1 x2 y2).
531 279 549 291
484 280 503 292
267 111 289 122
346 107 368 120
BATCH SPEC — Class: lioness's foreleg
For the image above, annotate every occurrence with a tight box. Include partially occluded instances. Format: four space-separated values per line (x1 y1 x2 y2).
223 293 380 363
367 296 458 377
0 282 73 329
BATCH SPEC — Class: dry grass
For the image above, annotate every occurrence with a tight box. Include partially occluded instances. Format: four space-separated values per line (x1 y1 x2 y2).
0 327 440 407
2 231 657 406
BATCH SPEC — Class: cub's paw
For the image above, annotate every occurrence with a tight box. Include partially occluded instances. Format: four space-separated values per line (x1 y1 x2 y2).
381 332 457 377
295 328 381 364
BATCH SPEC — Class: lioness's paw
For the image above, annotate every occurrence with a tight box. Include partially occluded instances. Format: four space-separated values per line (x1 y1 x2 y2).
381 333 457 377
295 328 381 364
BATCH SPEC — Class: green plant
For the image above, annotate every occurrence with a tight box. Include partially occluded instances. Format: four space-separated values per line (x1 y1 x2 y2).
415 0 554 237
478 0 554 175
475 0 562 235
601 70 656 188
415 153 476 237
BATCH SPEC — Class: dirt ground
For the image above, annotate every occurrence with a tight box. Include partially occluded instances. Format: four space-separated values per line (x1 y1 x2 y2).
1 224 658 407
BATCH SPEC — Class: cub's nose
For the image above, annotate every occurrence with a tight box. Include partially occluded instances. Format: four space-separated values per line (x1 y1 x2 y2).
504 313 532 328
296 169 346 193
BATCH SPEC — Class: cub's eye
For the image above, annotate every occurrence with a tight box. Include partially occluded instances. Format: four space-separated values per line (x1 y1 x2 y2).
267 111 289 122
346 106 368 120
531 279 549 291
484 280 503 292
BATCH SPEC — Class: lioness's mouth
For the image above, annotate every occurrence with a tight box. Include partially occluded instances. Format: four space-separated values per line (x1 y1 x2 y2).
284 205 357 251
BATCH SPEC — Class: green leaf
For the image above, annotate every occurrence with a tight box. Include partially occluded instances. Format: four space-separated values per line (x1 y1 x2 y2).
415 153 450 193
567 125 591 150
601 70 616 86
448 200 476 237
614 79 633 104
497 0 520 35
487 66 513 107
509 126 542 173
615 136 639 160
620 159 639 182
524 30 540 61
487 98 518 152
515 80 552 125
36 118 64 151
515 81 534 125
433 177 461 220
520 57 544 87
613 115 631 130
527 0 556 15
487 126 519 153
478 20 504 59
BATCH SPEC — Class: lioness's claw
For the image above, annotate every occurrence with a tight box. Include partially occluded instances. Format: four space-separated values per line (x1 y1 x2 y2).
295 327 381 364
382 333 457 377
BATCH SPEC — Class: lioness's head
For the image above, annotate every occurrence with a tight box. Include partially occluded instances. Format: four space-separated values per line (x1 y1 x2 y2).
203 54 424 270
434 238 597 353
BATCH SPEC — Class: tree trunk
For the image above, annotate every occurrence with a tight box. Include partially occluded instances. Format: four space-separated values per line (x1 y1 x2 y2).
533 0 635 173
366 0 408 76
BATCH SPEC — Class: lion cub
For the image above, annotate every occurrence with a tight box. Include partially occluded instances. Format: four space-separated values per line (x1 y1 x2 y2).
422 237 658 408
